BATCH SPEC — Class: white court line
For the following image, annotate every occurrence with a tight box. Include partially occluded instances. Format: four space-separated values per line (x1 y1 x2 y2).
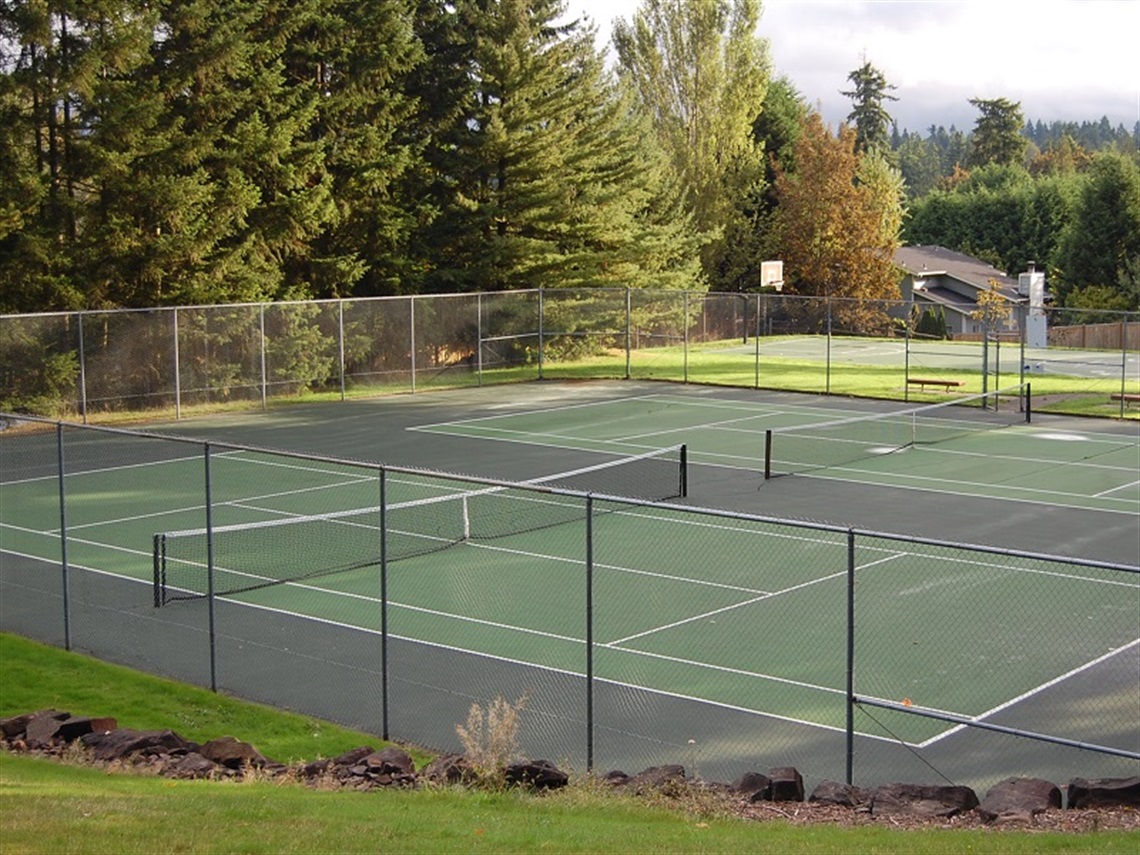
788 459 1140 514
911 637 1140 750
1096 479 1140 498
410 393 664 430
608 551 908 646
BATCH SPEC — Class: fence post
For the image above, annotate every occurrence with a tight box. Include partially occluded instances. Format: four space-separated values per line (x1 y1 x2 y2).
259 305 268 410
754 294 761 389
57 423 71 650
338 300 346 402
410 296 417 394
380 467 389 740
825 299 833 395
683 292 689 384
173 308 182 419
477 293 484 386
625 288 632 380
204 443 218 693
77 314 88 424
845 528 856 785
538 287 545 380
585 494 595 773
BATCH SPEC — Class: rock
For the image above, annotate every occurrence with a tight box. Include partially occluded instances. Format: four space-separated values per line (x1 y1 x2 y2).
809 780 872 808
1 711 62 741
363 746 415 776
163 752 220 779
56 716 118 743
767 766 804 802
504 759 569 791
732 771 771 800
977 777 1060 823
199 735 269 769
80 728 197 762
23 710 72 747
625 765 687 796
421 753 476 785
602 770 630 787
870 783 979 818
1068 776 1140 809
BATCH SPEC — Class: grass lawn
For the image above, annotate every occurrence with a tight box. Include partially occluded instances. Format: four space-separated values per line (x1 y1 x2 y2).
2 633 1138 855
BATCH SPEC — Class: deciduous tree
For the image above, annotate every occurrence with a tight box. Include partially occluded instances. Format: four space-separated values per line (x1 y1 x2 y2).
614 0 770 288
773 113 902 333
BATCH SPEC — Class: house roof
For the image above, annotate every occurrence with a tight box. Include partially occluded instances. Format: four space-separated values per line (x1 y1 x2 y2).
894 245 1022 301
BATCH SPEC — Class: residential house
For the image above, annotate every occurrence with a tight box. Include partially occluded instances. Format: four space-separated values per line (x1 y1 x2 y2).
894 245 1026 338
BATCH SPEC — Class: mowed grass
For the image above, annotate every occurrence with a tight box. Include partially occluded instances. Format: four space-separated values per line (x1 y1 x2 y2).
3 634 1139 854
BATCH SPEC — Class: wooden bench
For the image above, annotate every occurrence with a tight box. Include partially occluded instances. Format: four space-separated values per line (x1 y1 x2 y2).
907 378 966 392
1110 393 1140 405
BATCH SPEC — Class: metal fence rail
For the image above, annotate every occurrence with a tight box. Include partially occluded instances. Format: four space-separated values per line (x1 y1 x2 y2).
3 290 1137 420
2 415 1136 792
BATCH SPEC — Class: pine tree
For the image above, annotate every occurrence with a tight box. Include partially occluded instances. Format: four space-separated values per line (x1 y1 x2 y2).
841 60 897 155
415 0 702 294
969 97 1027 168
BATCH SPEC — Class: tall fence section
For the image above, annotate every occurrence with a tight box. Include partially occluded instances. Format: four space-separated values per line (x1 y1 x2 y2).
3 289 1137 420
2 417 1136 792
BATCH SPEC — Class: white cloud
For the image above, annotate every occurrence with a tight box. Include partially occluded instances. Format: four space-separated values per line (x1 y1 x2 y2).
564 0 1140 132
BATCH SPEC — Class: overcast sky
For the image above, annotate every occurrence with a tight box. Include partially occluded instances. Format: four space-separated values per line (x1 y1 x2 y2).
563 0 1140 134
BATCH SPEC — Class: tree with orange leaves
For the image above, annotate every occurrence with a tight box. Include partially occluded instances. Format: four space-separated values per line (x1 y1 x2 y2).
773 113 905 334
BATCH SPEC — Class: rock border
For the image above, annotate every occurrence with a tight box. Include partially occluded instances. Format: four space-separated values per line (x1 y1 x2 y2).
3 709 1137 832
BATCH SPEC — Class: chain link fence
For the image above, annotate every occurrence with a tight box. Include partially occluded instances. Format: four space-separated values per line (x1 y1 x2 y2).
4 291 1136 420
2 416 1136 791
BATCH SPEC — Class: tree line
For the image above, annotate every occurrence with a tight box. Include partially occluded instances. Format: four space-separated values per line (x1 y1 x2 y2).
2 0 1137 318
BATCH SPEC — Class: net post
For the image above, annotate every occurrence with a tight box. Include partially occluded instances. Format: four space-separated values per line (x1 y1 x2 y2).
679 444 688 497
1025 382 1032 424
763 430 773 481
153 533 163 608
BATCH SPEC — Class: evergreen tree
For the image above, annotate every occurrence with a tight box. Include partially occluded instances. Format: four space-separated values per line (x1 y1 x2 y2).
841 60 897 154
284 0 424 298
968 96 1027 167
1056 150 1140 303
414 0 702 293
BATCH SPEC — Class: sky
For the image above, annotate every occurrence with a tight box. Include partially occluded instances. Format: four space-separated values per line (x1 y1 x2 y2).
562 0 1140 134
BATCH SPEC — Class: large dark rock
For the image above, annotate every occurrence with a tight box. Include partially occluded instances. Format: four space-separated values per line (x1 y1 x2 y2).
504 759 569 791
163 752 221 780
80 728 197 762
625 765 687 796
977 777 1061 823
870 783 979 818
809 780 872 808
767 766 805 802
23 710 72 747
2 710 66 741
199 736 269 770
1068 776 1140 809
731 771 771 800
421 753 476 785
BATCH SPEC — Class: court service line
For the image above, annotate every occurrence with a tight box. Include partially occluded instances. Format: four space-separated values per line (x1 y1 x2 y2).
0 452 203 487
410 393 665 430
1096 479 1140 498
608 551 906 647
913 636 1140 750
797 468 1140 516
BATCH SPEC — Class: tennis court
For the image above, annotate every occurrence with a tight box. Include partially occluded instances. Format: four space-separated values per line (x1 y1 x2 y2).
2 380 1137 788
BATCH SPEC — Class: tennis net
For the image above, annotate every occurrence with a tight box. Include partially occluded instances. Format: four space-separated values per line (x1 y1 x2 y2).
763 385 1030 480
153 444 686 605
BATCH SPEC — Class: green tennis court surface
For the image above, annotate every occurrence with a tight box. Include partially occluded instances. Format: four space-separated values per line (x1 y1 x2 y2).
4 381 1136 759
